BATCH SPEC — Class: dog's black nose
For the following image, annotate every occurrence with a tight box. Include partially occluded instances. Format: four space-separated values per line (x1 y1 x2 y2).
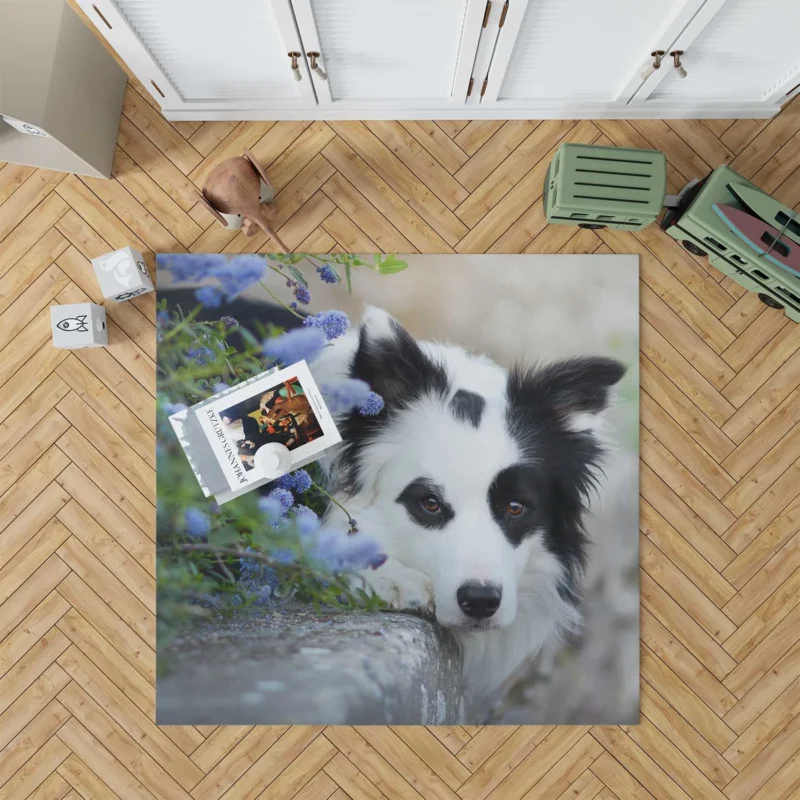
456 583 502 619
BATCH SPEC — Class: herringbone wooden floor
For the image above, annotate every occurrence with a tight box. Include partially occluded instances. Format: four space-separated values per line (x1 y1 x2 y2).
3 41 800 797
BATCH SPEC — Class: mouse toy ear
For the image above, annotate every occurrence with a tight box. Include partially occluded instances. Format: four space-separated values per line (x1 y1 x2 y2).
197 191 230 227
243 149 273 193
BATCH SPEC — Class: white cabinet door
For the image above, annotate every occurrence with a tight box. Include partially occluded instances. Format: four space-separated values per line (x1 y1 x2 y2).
632 0 800 110
289 0 486 110
479 0 705 111
76 0 316 113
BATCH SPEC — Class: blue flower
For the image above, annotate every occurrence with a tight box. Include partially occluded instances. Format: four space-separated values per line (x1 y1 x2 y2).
321 379 371 414
294 504 320 537
266 487 294 514
359 391 385 416
239 548 280 605
316 264 339 284
303 310 350 341
156 310 171 329
310 529 386 573
213 382 229 393
211 254 266 298
293 284 312 305
164 401 187 415
159 253 229 283
187 346 215 366
195 286 223 308
262 327 327 365
184 507 210 539
271 548 296 565
276 469 313 494
257 495 284 521
220 315 238 329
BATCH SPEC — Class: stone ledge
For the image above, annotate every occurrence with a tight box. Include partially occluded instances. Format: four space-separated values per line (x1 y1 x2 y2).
157 603 464 725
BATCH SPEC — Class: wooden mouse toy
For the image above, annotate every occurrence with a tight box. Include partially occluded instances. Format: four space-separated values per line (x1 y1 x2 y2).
198 149 288 252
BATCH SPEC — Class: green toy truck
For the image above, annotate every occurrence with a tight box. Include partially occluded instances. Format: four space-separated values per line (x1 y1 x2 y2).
543 143 667 232
544 142 800 322
660 165 800 323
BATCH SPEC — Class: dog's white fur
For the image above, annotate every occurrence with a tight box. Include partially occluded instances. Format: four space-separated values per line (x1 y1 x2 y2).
311 307 611 702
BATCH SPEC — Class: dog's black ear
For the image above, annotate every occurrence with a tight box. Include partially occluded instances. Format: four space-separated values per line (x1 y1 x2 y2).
533 357 626 417
350 307 449 409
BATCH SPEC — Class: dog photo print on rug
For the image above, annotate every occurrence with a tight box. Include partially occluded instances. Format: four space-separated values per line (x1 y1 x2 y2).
155 253 639 725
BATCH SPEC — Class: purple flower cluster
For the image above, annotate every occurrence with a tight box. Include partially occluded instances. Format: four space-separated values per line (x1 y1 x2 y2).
293 283 311 305
163 401 187 415
187 346 215 366
195 286 223 308
320 379 371 414
262 326 326 365
159 253 229 283
184 507 210 539
316 263 339 284
220 315 238 329
303 310 349 341
276 469 313 494
310 528 386 572
359 391 385 416
293 504 321 537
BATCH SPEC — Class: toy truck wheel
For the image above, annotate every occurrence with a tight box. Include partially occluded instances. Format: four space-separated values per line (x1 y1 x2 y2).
758 293 784 310
578 223 606 229
681 240 707 257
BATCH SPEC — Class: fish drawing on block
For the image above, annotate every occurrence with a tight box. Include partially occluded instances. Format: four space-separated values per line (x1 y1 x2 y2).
712 203 800 277
56 315 89 332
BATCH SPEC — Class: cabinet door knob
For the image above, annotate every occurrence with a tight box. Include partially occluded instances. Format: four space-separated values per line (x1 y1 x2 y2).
640 50 665 81
670 50 687 79
307 52 328 81
288 51 302 81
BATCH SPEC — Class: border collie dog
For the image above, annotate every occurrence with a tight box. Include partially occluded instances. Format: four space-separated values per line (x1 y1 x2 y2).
311 307 625 702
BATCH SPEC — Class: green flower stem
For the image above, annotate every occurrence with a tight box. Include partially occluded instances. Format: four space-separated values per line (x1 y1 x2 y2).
258 280 305 320
160 543 282 565
311 482 356 528
266 263 288 280
163 306 202 340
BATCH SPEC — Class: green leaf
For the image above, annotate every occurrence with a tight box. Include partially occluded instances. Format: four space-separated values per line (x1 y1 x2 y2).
285 264 308 288
208 526 239 548
345 261 353 294
378 256 408 275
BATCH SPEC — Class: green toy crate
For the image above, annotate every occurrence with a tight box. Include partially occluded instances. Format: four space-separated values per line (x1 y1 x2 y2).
544 143 667 231
661 165 800 323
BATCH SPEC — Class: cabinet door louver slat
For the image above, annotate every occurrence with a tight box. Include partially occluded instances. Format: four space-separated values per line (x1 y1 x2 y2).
307 0 469 101
113 0 297 101
497 0 686 101
650 0 800 102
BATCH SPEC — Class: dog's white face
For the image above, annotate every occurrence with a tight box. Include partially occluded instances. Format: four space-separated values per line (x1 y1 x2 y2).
316 307 624 633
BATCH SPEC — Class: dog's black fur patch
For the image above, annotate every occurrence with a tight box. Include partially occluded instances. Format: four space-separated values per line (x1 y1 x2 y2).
335 319 450 495
503 357 625 594
396 478 455 529
449 389 485 428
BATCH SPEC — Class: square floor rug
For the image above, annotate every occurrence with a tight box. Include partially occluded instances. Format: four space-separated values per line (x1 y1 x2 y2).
155 253 639 725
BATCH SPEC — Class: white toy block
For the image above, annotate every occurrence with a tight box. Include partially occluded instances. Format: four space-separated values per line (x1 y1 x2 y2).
51 303 107 349
91 246 154 302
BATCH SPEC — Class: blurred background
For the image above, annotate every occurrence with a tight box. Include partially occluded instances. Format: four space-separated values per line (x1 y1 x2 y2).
160 253 640 723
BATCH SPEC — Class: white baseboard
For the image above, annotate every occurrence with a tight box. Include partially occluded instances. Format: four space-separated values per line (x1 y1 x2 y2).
162 103 781 122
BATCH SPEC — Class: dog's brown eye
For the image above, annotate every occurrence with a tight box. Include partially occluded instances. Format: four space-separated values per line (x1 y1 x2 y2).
507 501 525 516
421 496 441 513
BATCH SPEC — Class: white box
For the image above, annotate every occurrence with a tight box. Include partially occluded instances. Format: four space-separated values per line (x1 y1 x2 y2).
51 302 107 349
91 246 154 302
